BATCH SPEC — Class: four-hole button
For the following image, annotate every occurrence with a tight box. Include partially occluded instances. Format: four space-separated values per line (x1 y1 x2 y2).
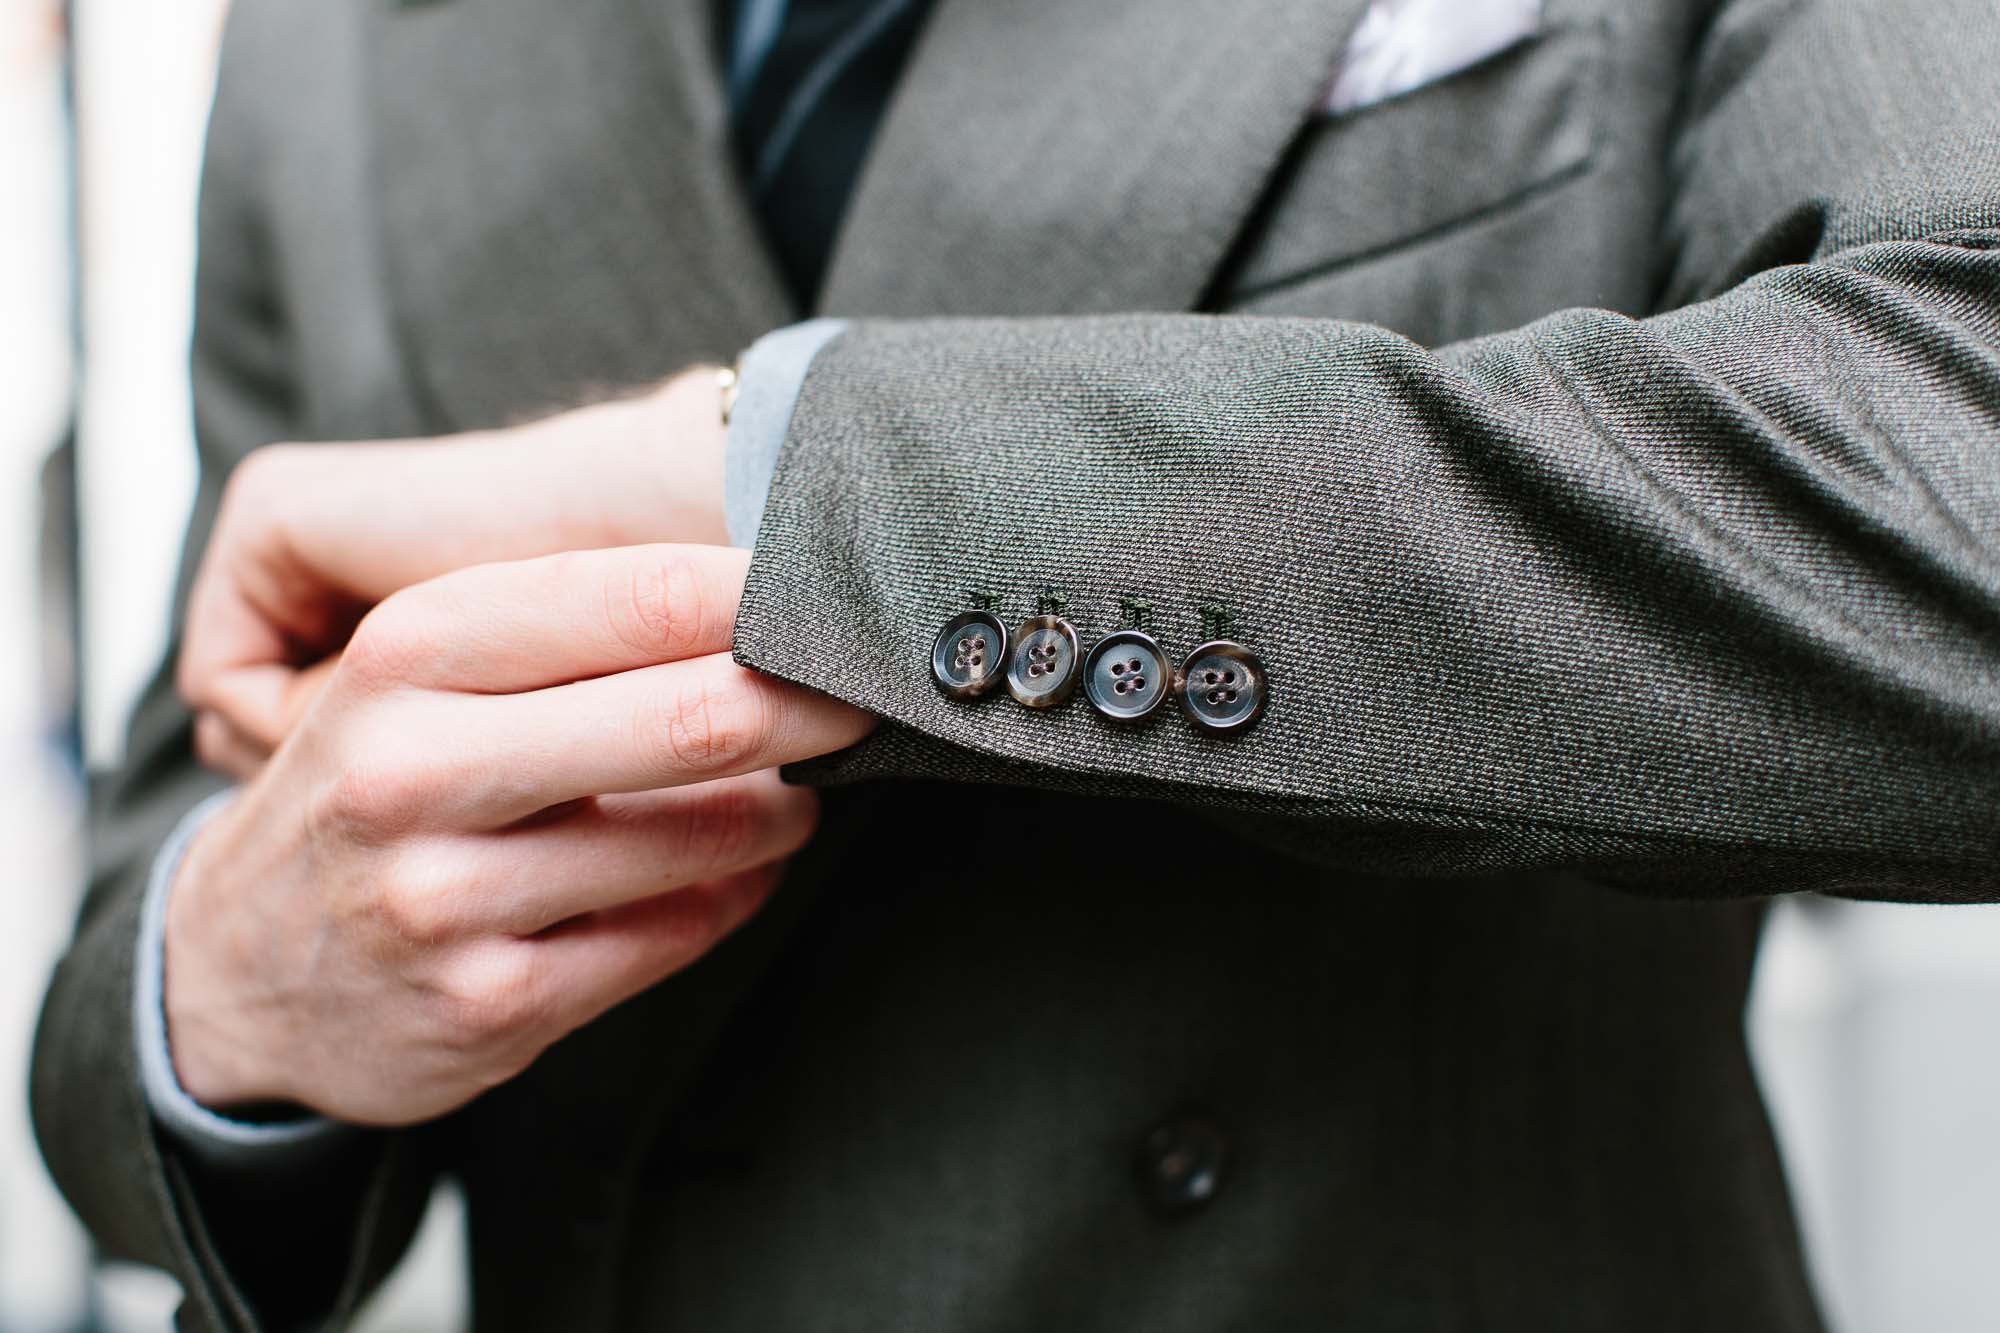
1083 629 1172 724
930 610 1009 699
1004 615 1082 708
1177 640 1267 736
931 608 1267 736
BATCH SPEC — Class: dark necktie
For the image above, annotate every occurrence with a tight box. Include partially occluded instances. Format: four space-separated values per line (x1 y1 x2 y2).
725 0 939 306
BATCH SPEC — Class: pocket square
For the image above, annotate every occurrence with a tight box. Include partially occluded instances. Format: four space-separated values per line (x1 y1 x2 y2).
1318 0 1543 116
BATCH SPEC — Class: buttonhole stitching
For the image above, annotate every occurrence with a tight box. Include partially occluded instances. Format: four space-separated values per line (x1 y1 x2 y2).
1199 601 1236 642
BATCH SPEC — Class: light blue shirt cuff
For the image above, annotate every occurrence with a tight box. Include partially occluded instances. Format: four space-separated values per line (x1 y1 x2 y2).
136 788 347 1165
724 317 850 548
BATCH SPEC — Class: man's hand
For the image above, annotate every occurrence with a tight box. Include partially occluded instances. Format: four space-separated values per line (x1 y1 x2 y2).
179 366 730 774
163 544 875 1126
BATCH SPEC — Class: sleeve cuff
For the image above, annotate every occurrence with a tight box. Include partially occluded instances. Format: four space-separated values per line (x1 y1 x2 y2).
135 788 349 1166
723 317 850 548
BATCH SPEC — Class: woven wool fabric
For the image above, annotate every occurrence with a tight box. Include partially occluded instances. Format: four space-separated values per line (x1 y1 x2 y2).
738 0 2000 901
33 0 2000 1328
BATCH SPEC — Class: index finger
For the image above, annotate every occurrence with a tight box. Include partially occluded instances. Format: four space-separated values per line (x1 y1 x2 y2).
440 651 877 822
356 544 752 696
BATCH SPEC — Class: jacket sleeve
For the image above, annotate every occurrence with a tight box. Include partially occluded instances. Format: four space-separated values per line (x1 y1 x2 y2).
30 7 435 1328
731 0 2000 901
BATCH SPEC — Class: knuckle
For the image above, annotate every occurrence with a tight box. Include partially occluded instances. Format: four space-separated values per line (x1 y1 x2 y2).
623 890 731 968
610 549 711 662
212 445 303 550
649 674 777 776
359 843 475 949
307 747 431 842
660 901 731 963
219 444 286 516
682 783 764 869
432 946 547 1046
340 592 429 687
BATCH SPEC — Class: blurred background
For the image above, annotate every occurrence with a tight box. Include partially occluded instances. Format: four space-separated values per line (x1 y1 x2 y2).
2 0 1996 1328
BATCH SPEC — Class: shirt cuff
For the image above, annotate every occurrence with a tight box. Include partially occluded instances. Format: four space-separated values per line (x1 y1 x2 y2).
723 317 850 548
135 788 348 1166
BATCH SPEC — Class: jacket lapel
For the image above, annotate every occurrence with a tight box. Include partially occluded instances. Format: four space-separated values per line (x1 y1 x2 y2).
366 0 792 431
818 0 1373 317
366 0 1372 423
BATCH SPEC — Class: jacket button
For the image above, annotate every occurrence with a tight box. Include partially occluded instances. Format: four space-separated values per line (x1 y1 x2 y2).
1136 1112 1228 1217
1178 640 1267 735
931 611 1009 699
1083 629 1171 723
1005 615 1081 708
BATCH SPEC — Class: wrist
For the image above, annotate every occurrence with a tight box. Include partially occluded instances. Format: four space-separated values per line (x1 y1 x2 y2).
267 370 732 599
437 373 730 556
609 365 732 547
160 798 292 1110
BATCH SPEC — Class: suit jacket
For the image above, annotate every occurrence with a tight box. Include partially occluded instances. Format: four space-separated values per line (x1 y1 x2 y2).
32 0 2000 1328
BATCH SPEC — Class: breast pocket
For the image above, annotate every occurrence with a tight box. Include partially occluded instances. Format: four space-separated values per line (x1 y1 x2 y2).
1219 14 1605 303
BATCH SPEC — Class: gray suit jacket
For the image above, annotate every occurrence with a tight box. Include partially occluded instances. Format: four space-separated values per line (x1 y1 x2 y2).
33 0 2000 1328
